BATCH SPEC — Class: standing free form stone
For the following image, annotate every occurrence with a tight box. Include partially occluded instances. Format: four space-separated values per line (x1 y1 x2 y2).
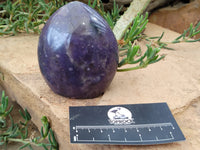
38 1 118 99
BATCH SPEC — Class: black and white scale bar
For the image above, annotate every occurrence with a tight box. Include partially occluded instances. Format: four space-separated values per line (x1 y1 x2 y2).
72 122 176 144
74 122 174 130
69 103 185 145
73 133 174 143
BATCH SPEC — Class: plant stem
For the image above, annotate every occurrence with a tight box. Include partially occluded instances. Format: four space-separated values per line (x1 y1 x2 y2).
8 138 36 145
113 0 151 40
8 137 51 147
117 62 148 72
0 10 7 13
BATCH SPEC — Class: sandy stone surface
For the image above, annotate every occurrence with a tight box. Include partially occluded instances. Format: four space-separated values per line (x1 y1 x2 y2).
0 23 200 149
149 0 200 39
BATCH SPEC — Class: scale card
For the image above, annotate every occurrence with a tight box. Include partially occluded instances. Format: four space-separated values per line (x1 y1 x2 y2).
69 103 185 145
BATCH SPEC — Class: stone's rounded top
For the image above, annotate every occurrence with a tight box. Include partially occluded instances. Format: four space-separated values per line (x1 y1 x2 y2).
38 1 118 99
41 1 113 52
45 1 109 34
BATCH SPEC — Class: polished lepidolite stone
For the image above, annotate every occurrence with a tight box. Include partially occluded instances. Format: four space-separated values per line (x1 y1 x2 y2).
38 1 118 99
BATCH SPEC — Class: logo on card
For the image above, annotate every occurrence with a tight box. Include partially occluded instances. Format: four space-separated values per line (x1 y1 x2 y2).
107 107 134 125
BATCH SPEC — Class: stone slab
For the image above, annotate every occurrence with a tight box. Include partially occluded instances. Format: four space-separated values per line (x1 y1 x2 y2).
0 23 200 149
149 0 200 39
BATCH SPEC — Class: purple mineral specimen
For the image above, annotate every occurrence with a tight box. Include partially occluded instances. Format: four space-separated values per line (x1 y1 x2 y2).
38 1 118 99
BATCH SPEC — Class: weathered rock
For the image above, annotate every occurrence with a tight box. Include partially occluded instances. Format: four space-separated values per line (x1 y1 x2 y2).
146 0 174 12
149 0 200 39
0 23 200 149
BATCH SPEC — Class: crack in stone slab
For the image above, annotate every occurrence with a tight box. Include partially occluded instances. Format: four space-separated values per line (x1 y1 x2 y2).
173 96 200 116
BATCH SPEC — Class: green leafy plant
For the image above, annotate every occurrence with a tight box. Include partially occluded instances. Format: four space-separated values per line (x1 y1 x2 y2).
0 0 66 35
123 12 148 44
0 91 58 150
0 91 13 128
88 0 122 29
117 42 164 72
116 12 164 71
146 22 200 50
115 11 200 71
